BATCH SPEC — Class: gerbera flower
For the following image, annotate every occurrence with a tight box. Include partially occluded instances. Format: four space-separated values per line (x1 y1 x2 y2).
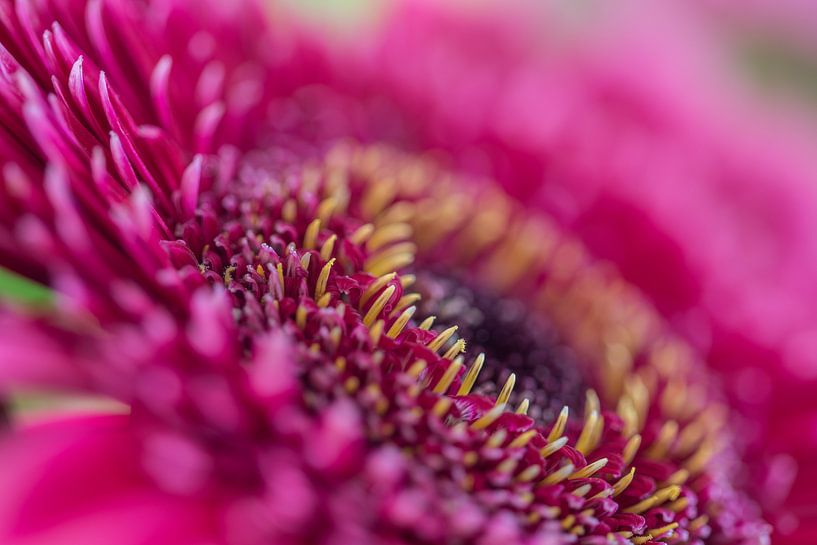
0 1 800 544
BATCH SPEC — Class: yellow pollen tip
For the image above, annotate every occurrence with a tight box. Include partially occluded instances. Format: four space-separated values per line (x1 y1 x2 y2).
360 272 396 307
623 485 681 514
540 463 575 486
369 320 384 345
391 293 422 316
547 406 569 442
623 434 642 466
406 360 427 379
281 199 297 222
509 430 538 449
316 196 337 224
320 234 337 261
516 465 541 483
569 458 609 480
495 373 516 407
456 354 485 396
418 316 436 330
349 223 374 245
515 399 530 415
612 467 636 497
427 325 458 352
363 285 396 328
572 484 592 497
651 522 679 538
386 306 416 339
433 358 464 394
296 304 308 330
540 436 568 458
276 263 285 294
315 258 335 300
299 253 311 271
471 405 505 430
575 410 599 455
442 339 466 360
367 222 413 251
304 218 321 250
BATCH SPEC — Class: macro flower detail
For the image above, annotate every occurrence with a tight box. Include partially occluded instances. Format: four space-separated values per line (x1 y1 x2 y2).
0 1 783 545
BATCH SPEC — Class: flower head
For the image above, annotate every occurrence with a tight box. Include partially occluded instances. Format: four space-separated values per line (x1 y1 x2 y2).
0 1 800 544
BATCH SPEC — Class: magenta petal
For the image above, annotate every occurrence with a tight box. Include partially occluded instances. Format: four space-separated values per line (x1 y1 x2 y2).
0 414 218 545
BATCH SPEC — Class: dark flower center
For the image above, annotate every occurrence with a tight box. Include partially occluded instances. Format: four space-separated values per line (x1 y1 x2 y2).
415 271 586 423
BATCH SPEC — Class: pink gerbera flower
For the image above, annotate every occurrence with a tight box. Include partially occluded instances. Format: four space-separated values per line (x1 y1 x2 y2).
0 0 809 544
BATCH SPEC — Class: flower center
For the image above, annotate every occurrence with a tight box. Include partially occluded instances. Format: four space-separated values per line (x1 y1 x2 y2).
164 140 743 543
415 271 586 423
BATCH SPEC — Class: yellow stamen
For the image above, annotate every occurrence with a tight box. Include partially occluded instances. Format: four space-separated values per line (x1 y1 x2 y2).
584 389 600 416
276 263 285 295
540 463 574 486
623 485 681 513
432 357 463 394
386 306 416 339
296 304 307 329
612 467 636 497
651 522 679 538
647 420 678 459
547 406 569 442
316 196 337 224
399 274 416 288
432 397 453 417
622 434 642 466
281 199 297 222
360 272 396 307
572 484 592 497
515 399 530 415
303 218 321 250
575 410 599 455
315 258 335 300
427 326 458 352
407 360 427 379
668 497 689 512
349 223 375 245
365 248 414 277
442 339 466 360
569 458 608 480
363 285 396 327
516 465 541 483
457 354 485 396
299 253 311 271
390 293 422 316
487 429 508 448
367 222 413 251
509 430 538 449
539 436 568 458
418 316 436 330
690 515 709 531
320 234 337 261
495 373 516 407
369 320 384 345
471 405 505 430
665 468 689 486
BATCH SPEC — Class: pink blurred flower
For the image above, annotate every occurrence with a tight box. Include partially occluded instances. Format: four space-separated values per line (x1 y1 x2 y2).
0 0 811 544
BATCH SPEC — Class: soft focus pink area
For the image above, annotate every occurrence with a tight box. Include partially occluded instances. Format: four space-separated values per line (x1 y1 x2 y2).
272 0 817 541
0 415 217 545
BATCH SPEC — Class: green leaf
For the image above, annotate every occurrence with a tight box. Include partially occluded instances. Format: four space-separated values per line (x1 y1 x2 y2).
0 267 53 307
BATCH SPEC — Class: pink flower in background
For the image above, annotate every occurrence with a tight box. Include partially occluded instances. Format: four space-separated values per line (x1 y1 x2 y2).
0 0 812 544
